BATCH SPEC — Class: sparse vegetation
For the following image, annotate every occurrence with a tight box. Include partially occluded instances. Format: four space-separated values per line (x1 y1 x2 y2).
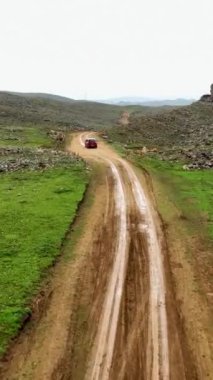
0 92 122 130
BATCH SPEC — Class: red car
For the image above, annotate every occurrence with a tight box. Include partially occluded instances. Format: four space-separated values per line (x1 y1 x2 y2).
85 138 97 149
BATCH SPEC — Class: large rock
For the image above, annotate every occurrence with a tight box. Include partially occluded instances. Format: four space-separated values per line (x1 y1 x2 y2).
200 83 213 102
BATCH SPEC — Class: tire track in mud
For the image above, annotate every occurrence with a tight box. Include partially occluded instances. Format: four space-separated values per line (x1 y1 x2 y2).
87 160 128 380
77 134 170 379
110 164 150 380
86 154 169 380
118 160 170 380
53 169 118 380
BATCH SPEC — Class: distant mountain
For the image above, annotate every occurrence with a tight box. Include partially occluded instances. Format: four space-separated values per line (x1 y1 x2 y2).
99 97 150 105
138 99 196 107
99 97 196 107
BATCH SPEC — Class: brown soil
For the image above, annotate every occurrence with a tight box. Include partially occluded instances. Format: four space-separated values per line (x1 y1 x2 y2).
0 133 212 380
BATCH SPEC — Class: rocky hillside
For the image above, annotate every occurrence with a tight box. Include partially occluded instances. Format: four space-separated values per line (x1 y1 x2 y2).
0 91 121 174
0 91 166 174
108 101 213 169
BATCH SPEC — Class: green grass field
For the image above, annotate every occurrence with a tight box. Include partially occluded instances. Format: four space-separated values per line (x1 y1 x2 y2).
0 125 52 148
135 157 213 242
0 164 88 355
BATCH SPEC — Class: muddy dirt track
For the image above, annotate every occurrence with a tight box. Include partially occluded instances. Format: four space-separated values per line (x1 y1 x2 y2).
72 134 190 380
0 133 211 380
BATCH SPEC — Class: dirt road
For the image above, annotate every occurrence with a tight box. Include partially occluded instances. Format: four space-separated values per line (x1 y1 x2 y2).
70 133 193 380
0 133 200 379
77 134 169 379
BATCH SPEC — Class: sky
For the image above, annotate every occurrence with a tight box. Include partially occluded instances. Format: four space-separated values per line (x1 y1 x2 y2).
0 0 212 100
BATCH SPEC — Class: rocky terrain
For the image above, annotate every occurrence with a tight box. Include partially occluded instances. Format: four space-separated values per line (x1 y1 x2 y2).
1 89 213 170
0 146 83 173
0 91 122 174
107 100 213 169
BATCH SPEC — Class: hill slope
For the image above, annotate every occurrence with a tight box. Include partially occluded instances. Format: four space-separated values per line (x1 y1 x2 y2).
0 91 122 129
108 102 213 167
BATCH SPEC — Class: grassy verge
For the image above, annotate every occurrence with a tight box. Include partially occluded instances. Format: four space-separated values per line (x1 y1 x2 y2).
133 154 213 314
0 163 88 355
110 141 213 245
134 156 213 242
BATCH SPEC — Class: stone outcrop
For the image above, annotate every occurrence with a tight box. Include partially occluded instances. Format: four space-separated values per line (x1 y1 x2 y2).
200 84 213 102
